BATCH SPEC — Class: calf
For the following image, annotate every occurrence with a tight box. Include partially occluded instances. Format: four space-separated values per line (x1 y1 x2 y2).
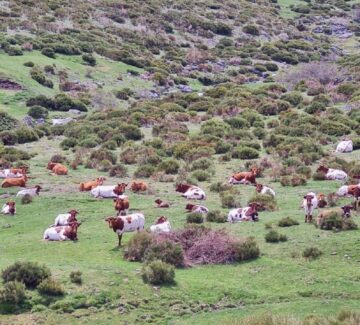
255 183 275 197
228 167 261 185
54 210 79 226
47 162 68 175
150 216 171 234
113 183 128 196
79 177 106 191
154 199 170 208
1 175 27 188
1 201 16 215
130 181 148 192
317 165 347 181
185 203 209 214
337 184 360 210
105 213 145 246
176 184 206 200
43 222 81 241
302 192 318 223
16 185 42 197
316 205 353 227
114 196 130 216
317 193 327 208
227 203 261 223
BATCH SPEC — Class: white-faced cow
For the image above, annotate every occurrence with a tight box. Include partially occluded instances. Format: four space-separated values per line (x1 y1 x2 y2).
176 184 206 200
227 203 261 223
302 192 318 223
150 216 171 234
1 201 16 215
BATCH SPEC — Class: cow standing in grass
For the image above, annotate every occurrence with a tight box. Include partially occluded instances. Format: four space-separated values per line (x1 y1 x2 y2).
114 196 130 216
303 192 318 223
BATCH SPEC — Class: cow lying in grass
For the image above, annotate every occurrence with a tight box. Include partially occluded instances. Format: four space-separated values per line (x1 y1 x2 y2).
16 185 42 197
176 184 206 200
185 204 209 214
105 213 145 246
154 199 170 208
302 192 318 223
43 222 81 241
1 175 27 188
228 167 261 185
317 193 327 208
1 201 16 215
227 203 261 223
114 196 129 216
0 167 27 179
54 210 79 226
316 205 353 227
47 162 68 175
337 184 360 210
91 183 128 198
317 165 347 181
255 183 275 197
79 177 106 191
130 181 148 192
150 216 171 234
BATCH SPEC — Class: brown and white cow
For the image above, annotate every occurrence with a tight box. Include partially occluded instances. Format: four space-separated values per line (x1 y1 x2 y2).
54 210 79 226
47 162 68 175
255 183 276 197
79 177 106 191
1 175 27 188
105 213 145 246
185 203 209 214
229 167 261 185
154 199 170 208
43 221 81 241
130 181 148 193
317 165 347 181
176 184 206 200
337 184 360 210
227 203 261 223
317 193 327 208
302 192 318 223
1 201 16 215
114 196 130 216
150 216 171 234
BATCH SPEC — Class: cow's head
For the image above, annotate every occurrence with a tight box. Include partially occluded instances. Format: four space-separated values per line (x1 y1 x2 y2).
68 210 79 219
156 216 167 224
176 183 191 193
47 162 56 170
318 193 325 200
6 201 16 215
96 177 106 184
255 183 263 193
185 203 195 211
155 199 162 205
247 202 261 220
35 185 42 194
317 165 328 174
303 194 314 206
341 205 353 218
250 167 261 176
114 183 127 195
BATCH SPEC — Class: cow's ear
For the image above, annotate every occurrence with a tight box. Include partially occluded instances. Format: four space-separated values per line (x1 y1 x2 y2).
303 196 306 199
113 199 116 202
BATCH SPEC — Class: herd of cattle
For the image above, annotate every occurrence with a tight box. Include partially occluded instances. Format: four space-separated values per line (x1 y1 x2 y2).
1 161 359 246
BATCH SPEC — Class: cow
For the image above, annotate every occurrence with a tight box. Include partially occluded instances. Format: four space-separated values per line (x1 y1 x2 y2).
227 203 261 223
302 192 318 223
114 196 130 216
79 177 106 191
154 199 170 208
316 205 354 227
0 168 27 179
337 184 360 210
43 222 81 241
54 210 79 226
16 185 42 197
317 193 327 208
1 202 16 215
336 140 353 153
150 216 171 234
255 183 276 197
176 184 206 200
91 185 119 198
1 175 27 188
113 183 128 196
10 167 28 175
130 181 148 192
105 213 145 246
317 165 347 181
47 162 68 175
228 167 261 185
185 203 209 214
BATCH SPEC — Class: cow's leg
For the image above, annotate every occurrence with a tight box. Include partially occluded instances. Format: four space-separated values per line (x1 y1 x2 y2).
308 215 312 223
118 234 123 246
305 215 307 223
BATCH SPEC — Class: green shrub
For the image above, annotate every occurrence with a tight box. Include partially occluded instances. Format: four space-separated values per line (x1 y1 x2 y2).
0 111 18 132
30 67 53 88
6 46 23 56
191 158 213 171
247 194 277 211
21 194 32 205
134 165 155 178
264 63 278 71
38 278 64 296
157 159 180 174
1 261 51 288
109 164 128 177
115 88 134 100
280 174 307 187
210 182 232 193
305 102 326 114
60 138 77 150
27 106 48 119
0 131 18 145
278 217 299 227
225 117 249 129
281 92 303 106
243 24 260 35
303 247 322 260
265 230 287 243
186 213 204 224
319 121 351 136
191 170 211 182
82 53 96 66
233 238 260 261
23 61 34 67
141 260 175 285
0 281 26 306
41 47 56 58
124 232 154 262
206 211 227 223
144 240 184 267
69 271 82 284
220 191 239 208
232 146 259 159
312 171 327 181
15 127 39 144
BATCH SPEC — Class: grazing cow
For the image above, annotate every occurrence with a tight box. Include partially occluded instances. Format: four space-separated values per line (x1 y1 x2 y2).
228 167 261 185
150 216 171 234
47 162 68 175
54 210 79 226
79 177 106 191
43 222 81 241
113 183 128 196
317 193 327 208
255 183 275 197
227 203 261 223
1 175 27 188
91 185 119 198
176 184 206 200
336 140 353 153
316 205 354 226
16 185 42 197
185 203 209 214
114 196 130 216
317 165 347 181
130 181 148 192
154 199 170 208
337 184 360 210
1 202 16 215
302 192 318 223
105 213 145 246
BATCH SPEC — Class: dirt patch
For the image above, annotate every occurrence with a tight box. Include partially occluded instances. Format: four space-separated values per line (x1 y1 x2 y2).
0 79 22 90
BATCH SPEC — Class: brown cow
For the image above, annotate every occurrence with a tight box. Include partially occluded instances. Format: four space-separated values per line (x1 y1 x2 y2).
10 167 28 175
47 162 68 175
113 183 128 196
229 167 261 185
114 197 130 216
1 175 27 188
317 193 327 208
130 181 148 192
155 199 170 208
79 177 106 191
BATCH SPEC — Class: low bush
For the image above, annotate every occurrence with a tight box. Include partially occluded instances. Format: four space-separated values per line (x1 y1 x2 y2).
243 24 260 36
280 174 307 187
38 278 64 296
247 194 277 211
1 261 51 288
265 230 287 243
232 146 259 159
0 281 26 307
220 191 239 208
0 131 17 146
206 210 227 223
191 170 211 182
157 159 180 174
30 67 53 88
23 61 34 67
69 271 82 284
141 260 175 285
134 165 155 178
144 240 184 267
303 247 322 260
21 194 32 205
233 238 260 261
124 232 154 262
312 171 327 181
278 217 299 227
82 54 96 66
210 182 232 193
317 213 343 230
15 127 39 144
319 121 351 136
186 213 204 224
41 47 55 58
60 138 78 150
27 106 48 119
109 164 128 177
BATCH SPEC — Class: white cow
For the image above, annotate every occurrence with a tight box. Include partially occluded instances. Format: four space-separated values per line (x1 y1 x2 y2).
16 185 42 197
53 210 78 226
336 140 353 153
302 192 318 223
0 169 24 179
183 187 206 200
150 217 172 234
1 202 16 215
255 184 276 197
43 223 80 241
227 204 259 223
91 185 118 198
326 168 348 180
185 204 209 214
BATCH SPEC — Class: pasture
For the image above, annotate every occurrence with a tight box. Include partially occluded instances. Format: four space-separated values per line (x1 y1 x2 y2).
1 138 359 324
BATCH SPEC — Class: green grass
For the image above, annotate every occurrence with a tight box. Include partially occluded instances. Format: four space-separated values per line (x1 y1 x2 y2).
0 137 359 324
276 0 306 18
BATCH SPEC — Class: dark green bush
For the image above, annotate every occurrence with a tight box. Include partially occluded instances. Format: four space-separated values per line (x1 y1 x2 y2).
303 247 322 260
115 88 134 100
247 194 277 211
278 217 299 227
134 165 155 178
23 61 34 67
265 63 278 71
186 213 204 224
233 238 260 261
243 24 260 35
1 261 51 288
210 182 232 193
0 111 18 132
0 131 18 145
6 46 23 56
15 127 39 144
265 230 287 243
232 146 259 159
206 210 227 223
191 170 211 182
30 67 53 88
124 232 154 262
157 159 180 174
38 278 64 296
0 281 26 307
220 191 239 208
144 240 184 267
141 260 175 285
69 271 82 284
60 138 77 150
82 53 96 66
41 47 56 58
281 92 303 106
21 194 32 205
319 121 351 136
109 164 128 177
27 106 48 119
